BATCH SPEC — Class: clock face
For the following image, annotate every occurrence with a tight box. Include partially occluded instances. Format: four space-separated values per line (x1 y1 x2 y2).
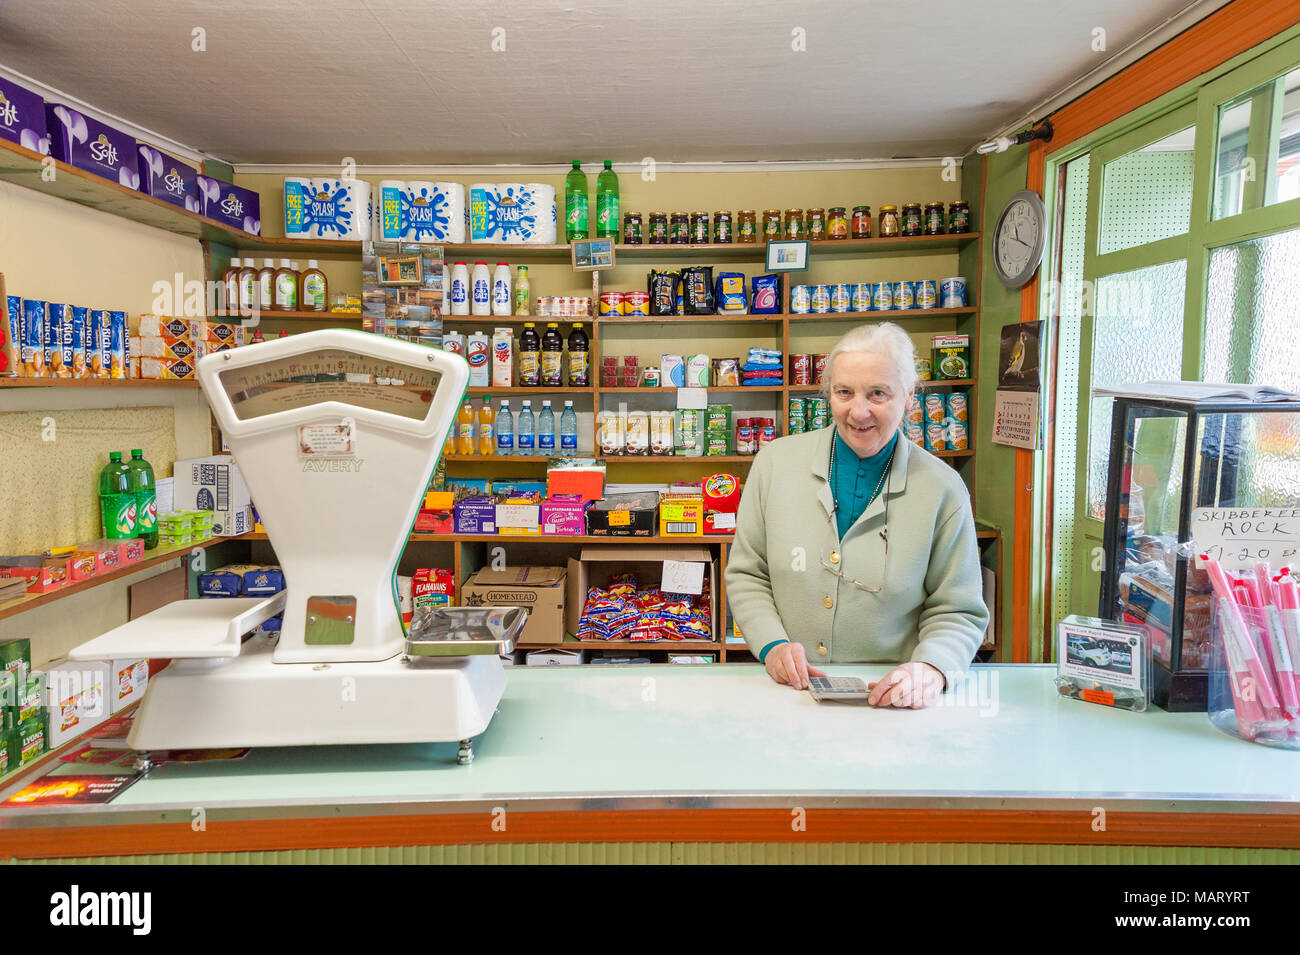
995 190 1046 288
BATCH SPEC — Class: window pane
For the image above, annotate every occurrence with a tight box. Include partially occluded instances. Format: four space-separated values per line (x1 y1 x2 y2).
1087 261 1187 518
1098 126 1195 254
1203 226 1300 391
1213 66 1300 220
1273 67 1300 206
1213 96 1255 220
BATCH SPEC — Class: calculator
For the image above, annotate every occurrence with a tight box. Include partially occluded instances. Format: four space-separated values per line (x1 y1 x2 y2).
808 676 871 702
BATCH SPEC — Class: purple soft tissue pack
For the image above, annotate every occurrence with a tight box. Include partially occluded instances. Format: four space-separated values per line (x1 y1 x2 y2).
137 144 200 212
0 76 49 153
45 104 139 189
196 175 261 235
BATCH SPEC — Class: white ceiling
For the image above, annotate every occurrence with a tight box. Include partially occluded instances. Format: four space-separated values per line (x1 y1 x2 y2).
0 0 1220 165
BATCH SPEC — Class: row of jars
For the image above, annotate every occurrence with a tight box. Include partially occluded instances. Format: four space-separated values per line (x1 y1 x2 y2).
620 202 971 245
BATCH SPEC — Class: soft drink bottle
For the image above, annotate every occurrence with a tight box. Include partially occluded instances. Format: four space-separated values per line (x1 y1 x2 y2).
567 322 589 386
564 160 588 242
541 322 563 387
517 399 535 455
496 400 514 456
596 160 619 240
560 400 578 457
518 322 541 386
538 399 555 454
126 448 158 549
98 451 136 539
514 266 531 316
456 399 477 455
477 397 495 455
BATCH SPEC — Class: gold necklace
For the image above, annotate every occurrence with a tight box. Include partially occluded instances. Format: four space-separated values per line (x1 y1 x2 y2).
830 434 895 514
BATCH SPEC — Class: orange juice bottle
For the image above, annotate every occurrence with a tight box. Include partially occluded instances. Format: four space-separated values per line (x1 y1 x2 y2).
477 397 495 455
456 399 477 456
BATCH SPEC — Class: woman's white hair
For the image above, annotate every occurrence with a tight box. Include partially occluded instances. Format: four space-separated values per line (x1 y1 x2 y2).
821 322 919 397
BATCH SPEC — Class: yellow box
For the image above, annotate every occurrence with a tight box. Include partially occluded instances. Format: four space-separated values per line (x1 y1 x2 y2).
659 496 704 536
424 490 455 510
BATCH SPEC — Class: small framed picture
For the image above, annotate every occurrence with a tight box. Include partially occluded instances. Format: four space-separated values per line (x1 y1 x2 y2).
378 253 424 286
572 237 616 272
765 239 810 272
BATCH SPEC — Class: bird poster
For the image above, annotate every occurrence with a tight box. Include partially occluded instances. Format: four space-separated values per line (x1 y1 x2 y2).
992 321 1043 450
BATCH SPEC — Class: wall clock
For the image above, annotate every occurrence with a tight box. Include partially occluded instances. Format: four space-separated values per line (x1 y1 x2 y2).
993 189 1047 289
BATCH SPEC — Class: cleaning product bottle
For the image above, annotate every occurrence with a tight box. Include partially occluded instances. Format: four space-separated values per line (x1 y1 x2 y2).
471 262 491 316
541 322 563 387
538 399 555 454
517 399 535 455
450 262 470 316
518 321 541 386
223 259 241 314
258 258 277 312
238 259 259 314
126 449 157 549
299 260 328 312
456 399 477 456
567 322 589 386
560 400 578 456
596 160 620 240
496 399 514 456
98 452 136 540
564 160 588 242
478 396 495 455
273 259 298 311
492 263 512 317
514 266 531 316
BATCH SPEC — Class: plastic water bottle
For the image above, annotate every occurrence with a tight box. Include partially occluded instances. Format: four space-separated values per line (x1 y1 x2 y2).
560 400 578 457
517 399 535 455
126 449 158 549
495 400 513 456
471 262 491 316
538 399 555 454
98 452 136 539
492 262 512 317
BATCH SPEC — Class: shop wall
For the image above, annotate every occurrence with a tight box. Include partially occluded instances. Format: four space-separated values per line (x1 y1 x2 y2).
0 179 213 665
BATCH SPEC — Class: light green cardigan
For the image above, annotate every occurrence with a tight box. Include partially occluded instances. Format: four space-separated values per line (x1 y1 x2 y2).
724 426 989 688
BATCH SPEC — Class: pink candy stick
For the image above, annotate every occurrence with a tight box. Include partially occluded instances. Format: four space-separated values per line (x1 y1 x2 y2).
1205 558 1282 728
1258 577 1300 716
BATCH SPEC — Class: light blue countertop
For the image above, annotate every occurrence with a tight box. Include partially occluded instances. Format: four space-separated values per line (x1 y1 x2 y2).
6 664 1300 824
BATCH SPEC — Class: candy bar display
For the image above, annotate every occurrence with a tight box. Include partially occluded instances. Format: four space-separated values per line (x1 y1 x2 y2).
576 571 712 642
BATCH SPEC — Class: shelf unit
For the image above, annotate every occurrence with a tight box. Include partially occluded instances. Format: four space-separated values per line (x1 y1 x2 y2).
0 377 201 389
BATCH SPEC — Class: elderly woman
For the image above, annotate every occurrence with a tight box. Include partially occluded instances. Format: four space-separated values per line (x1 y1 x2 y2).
725 322 988 708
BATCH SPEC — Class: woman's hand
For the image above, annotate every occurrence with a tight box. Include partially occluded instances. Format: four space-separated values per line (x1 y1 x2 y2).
867 662 944 708
765 642 827 690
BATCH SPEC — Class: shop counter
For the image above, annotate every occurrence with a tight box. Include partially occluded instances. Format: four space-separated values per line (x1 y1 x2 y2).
2 664 1299 862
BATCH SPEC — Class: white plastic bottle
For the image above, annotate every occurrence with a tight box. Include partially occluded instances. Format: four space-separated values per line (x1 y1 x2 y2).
492 263 512 317
450 262 470 316
471 261 491 316
441 263 450 311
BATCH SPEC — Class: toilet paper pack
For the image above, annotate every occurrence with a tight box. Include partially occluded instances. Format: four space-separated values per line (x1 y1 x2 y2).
471 182 553 244
404 181 466 242
282 178 369 241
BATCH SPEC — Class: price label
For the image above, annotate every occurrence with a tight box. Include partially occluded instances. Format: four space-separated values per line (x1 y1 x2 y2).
608 511 630 527
1192 507 1300 570
661 560 705 595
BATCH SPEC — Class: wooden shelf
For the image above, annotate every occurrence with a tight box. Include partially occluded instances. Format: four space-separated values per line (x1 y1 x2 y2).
932 449 975 459
600 385 784 393
444 454 557 462
209 310 362 321
243 532 735 544
605 234 980 258
462 386 591 395
518 640 720 651
785 379 974 392
441 316 592 326
444 453 756 464
0 701 142 790
786 307 975 321
0 536 252 622
598 315 785 325
0 377 200 388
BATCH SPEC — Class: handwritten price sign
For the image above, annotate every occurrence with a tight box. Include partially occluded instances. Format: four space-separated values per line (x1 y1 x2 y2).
1192 507 1300 569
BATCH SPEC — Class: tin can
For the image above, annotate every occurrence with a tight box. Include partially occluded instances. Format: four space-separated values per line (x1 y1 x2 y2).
940 277 968 308
788 396 807 433
791 353 811 385
893 281 915 310
599 292 626 317
947 420 968 450
643 366 661 386
791 285 812 314
946 392 968 422
852 283 872 311
916 279 937 309
830 283 852 312
905 395 923 425
925 423 947 452
915 357 932 381
811 285 832 313
923 394 947 423
871 281 893 311
690 212 710 244
623 291 650 317
904 422 925 445
809 396 829 430
813 354 827 384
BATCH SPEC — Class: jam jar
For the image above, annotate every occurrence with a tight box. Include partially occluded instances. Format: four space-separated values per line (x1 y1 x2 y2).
623 212 644 245
762 209 782 239
923 202 945 236
713 211 733 244
878 204 900 237
901 202 923 236
851 205 872 238
648 212 668 244
690 212 710 244
806 207 826 240
827 206 849 239
948 200 971 234
738 210 757 243
669 212 689 244
784 208 805 240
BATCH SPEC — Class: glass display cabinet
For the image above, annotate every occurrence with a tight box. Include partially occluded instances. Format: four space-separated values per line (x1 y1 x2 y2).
1095 384 1300 710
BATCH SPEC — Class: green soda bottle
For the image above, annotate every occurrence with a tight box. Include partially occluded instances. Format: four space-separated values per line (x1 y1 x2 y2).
127 449 158 549
98 452 136 540
596 160 620 240
564 160 588 242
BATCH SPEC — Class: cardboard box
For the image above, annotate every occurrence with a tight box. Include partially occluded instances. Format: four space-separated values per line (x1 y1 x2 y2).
454 497 499 535
0 76 47 151
136 144 200 212
585 491 659 537
72 540 121 576
45 104 139 189
659 495 704 536
13 715 46 769
0 638 30 688
496 500 540 535
139 334 198 361
462 566 566 645
196 175 261 234
139 315 198 339
424 490 454 510
41 658 109 749
197 322 245 346
546 459 606 503
0 564 68 594
540 496 590 535
173 455 254 536
525 648 584 666
142 355 196 380
566 545 718 640
44 552 98 583
413 509 453 534
108 659 149 714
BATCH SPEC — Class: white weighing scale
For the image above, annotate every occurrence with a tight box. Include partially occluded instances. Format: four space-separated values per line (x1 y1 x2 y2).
71 329 525 764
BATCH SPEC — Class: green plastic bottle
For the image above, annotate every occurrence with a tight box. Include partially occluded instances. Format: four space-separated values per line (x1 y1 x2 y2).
596 160 620 240
564 160 588 242
127 449 158 549
98 452 136 540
